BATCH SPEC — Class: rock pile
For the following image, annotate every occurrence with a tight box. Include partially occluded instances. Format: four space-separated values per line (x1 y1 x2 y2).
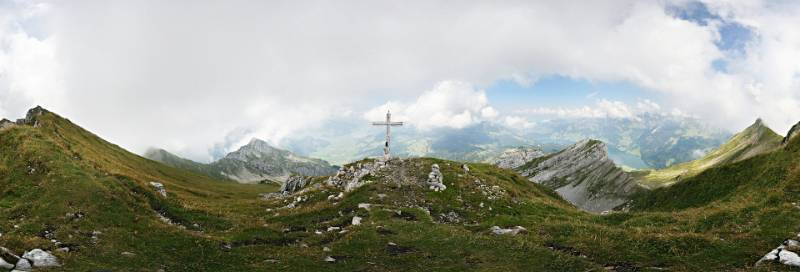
427 164 446 192
757 237 800 267
149 182 167 197
326 161 386 192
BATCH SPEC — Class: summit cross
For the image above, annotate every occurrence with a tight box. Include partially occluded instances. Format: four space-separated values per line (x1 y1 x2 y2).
372 110 404 161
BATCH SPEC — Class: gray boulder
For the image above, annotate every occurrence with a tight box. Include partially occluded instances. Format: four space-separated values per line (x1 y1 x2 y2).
22 249 59 267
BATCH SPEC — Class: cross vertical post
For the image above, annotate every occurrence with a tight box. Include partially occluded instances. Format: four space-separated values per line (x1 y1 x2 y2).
372 110 403 161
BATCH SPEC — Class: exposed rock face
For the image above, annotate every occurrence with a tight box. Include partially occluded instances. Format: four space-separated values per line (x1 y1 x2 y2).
783 121 800 146
493 147 546 169
517 139 642 213
280 175 309 194
16 106 49 126
427 164 446 192
212 139 337 183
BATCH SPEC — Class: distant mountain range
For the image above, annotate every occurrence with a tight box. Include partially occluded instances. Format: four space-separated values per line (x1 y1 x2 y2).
145 139 337 184
281 113 730 170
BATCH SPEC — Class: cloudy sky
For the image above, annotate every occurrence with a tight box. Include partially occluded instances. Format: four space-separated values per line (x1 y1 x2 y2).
1 0 799 162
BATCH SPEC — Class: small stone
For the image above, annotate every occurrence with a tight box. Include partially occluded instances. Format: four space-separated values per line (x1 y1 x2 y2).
358 203 372 211
121 252 136 257
327 226 341 232
324 256 336 263
352 216 362 226
323 247 331 252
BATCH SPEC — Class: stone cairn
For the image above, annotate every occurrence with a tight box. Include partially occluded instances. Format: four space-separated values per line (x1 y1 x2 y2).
427 164 446 192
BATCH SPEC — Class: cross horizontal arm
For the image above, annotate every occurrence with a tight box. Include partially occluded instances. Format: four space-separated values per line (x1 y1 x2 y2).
372 122 404 126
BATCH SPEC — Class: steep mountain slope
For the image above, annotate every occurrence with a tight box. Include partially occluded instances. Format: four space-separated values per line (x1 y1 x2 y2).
513 139 644 212
146 139 337 184
3 106 800 271
638 119 782 188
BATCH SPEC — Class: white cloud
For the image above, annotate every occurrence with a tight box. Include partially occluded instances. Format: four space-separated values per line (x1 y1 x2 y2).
0 1 798 161
364 81 496 130
503 116 534 129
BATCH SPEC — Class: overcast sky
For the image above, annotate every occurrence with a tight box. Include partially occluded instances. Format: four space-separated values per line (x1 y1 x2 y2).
1 0 799 162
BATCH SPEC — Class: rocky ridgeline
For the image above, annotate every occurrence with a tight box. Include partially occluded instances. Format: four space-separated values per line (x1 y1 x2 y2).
493 147 545 169
518 139 642 213
0 106 49 131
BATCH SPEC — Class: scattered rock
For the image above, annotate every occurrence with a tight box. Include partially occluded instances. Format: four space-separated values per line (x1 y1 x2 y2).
323 247 331 252
461 164 470 173
327 161 386 192
149 182 167 197
352 216 362 226
427 164 446 192
490 226 528 236
357 203 372 211
121 252 136 257
22 249 60 267
438 211 461 224
324 256 336 263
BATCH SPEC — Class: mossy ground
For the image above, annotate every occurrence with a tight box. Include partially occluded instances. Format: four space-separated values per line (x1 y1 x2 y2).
1 112 799 271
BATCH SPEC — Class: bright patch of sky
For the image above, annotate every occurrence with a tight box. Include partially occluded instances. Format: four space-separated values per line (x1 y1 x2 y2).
485 76 664 113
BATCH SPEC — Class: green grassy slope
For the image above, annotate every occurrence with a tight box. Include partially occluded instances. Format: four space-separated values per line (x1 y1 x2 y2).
143 148 233 181
1 109 799 271
638 119 783 188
